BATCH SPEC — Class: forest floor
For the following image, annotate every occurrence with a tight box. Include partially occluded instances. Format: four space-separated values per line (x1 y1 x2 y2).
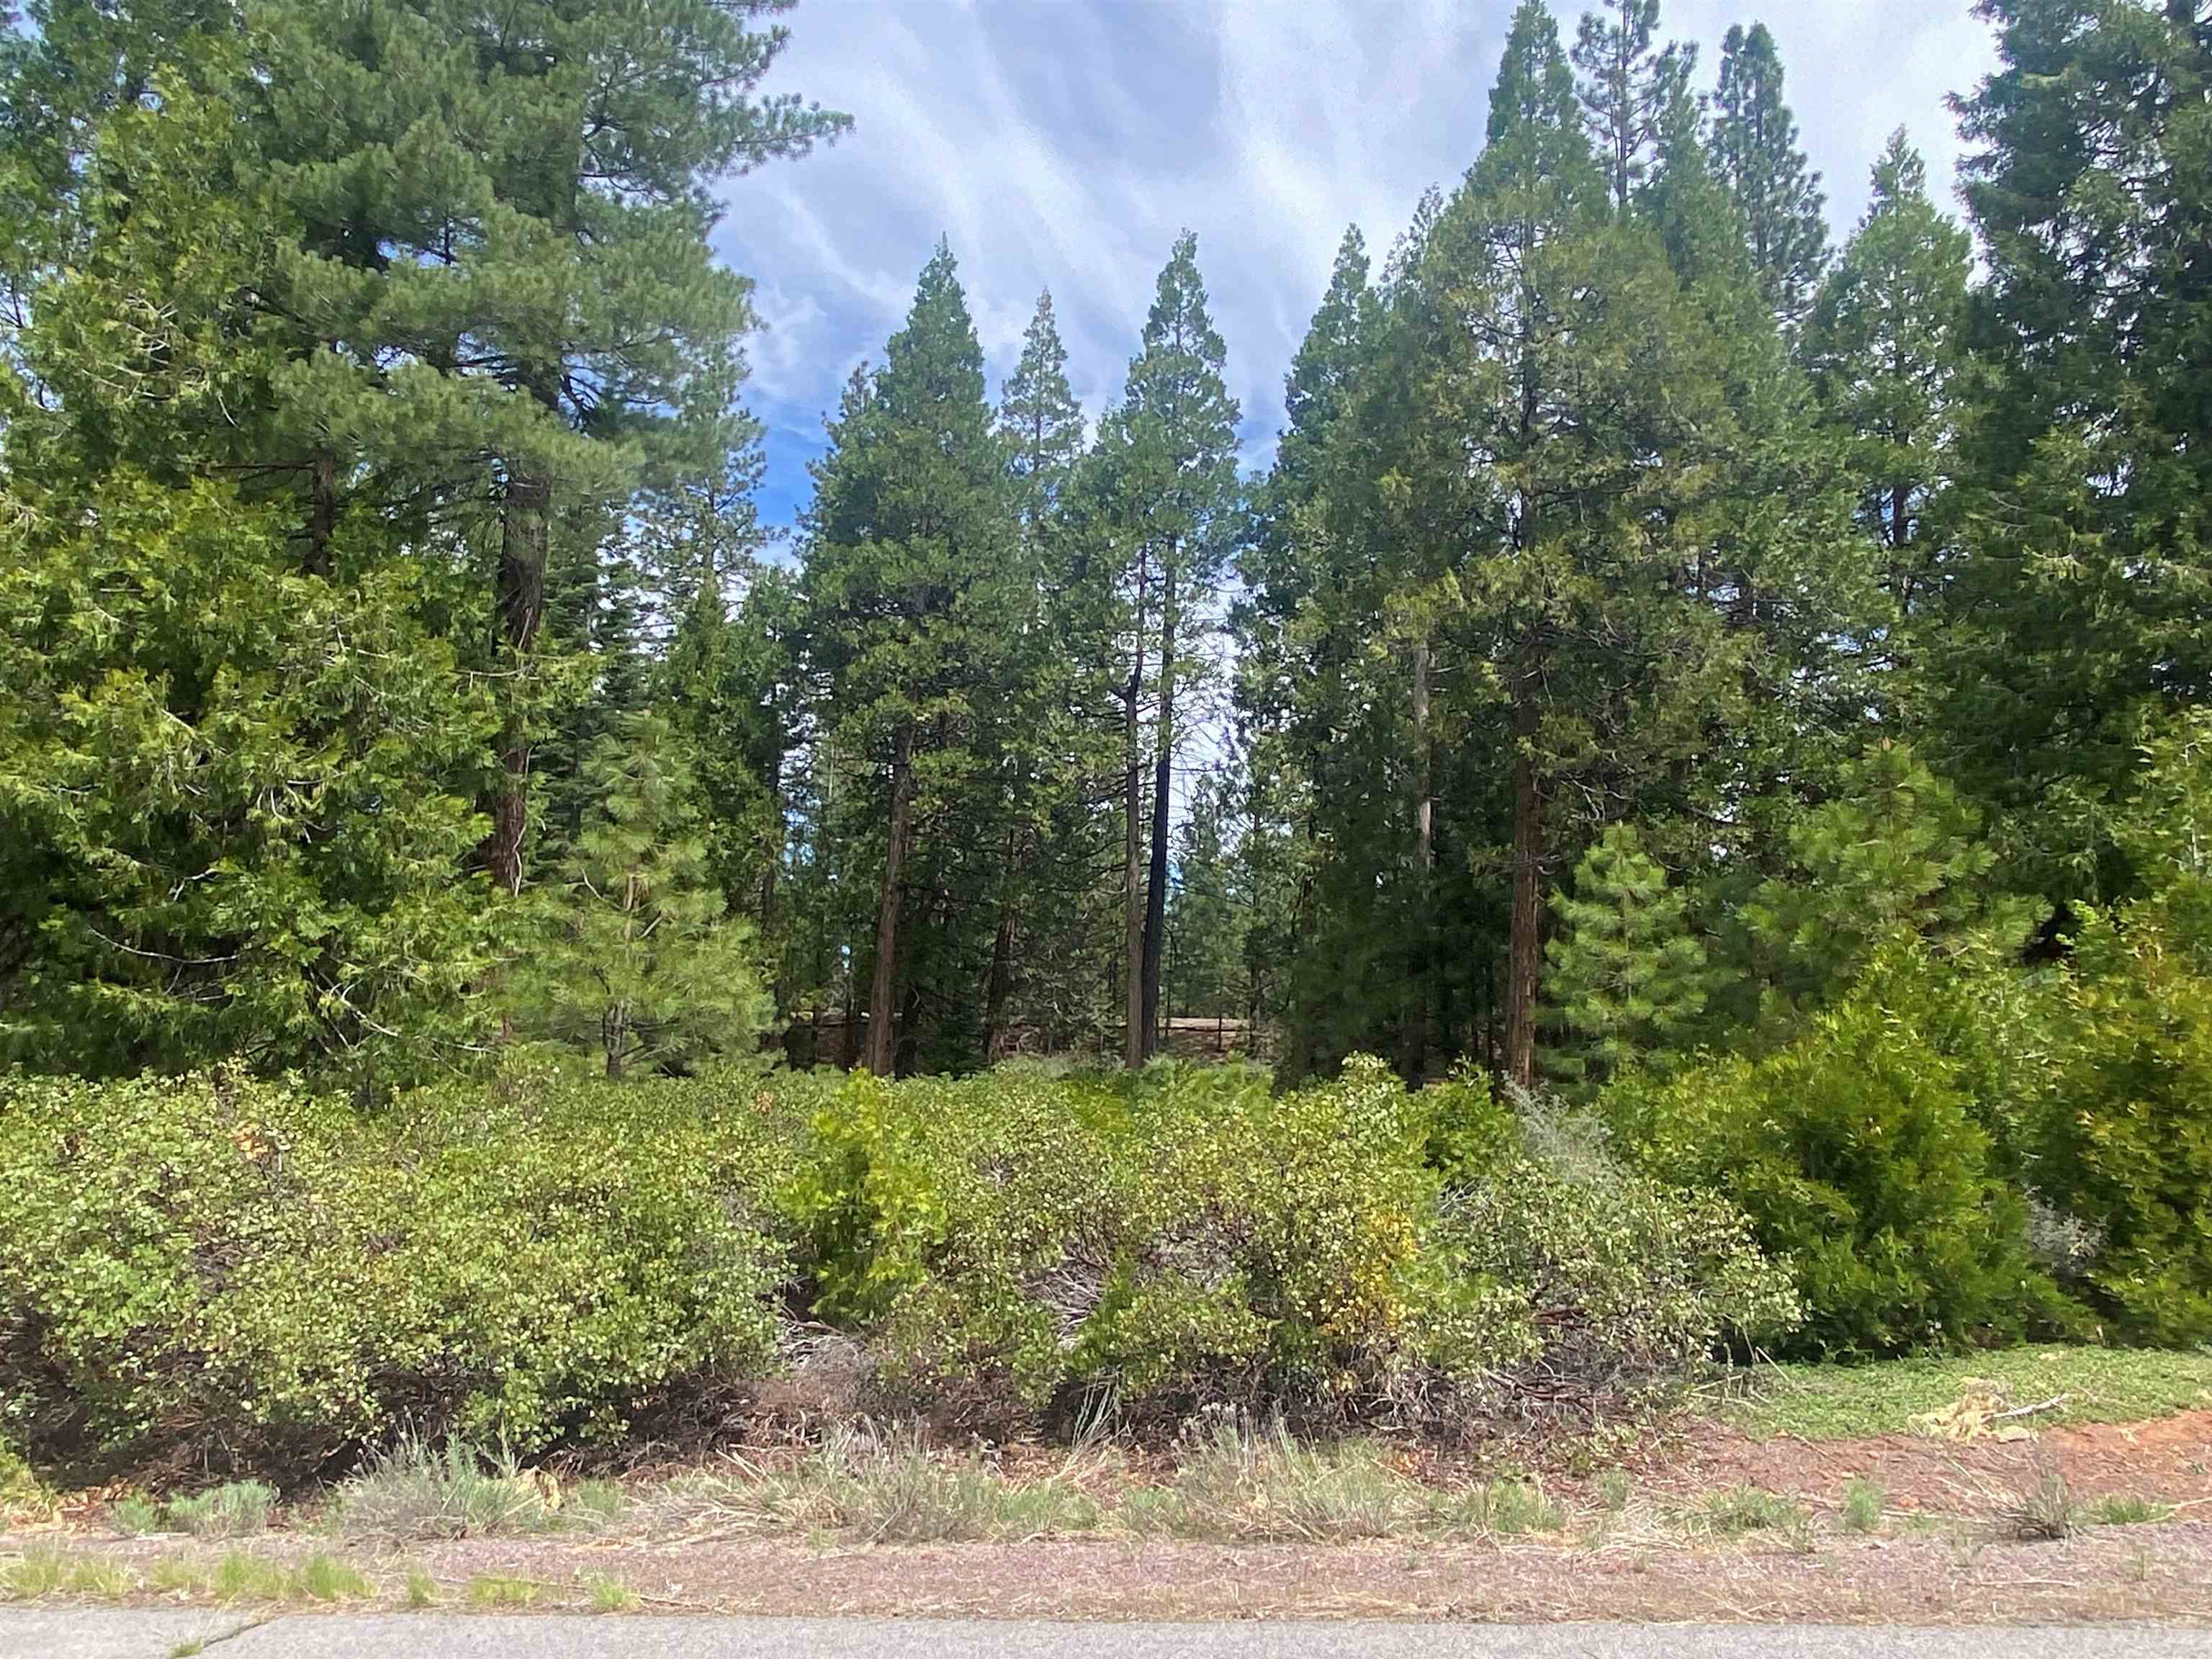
5 1351 2211 1626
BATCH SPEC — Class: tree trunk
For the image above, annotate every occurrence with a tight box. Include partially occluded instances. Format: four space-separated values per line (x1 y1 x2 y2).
1139 559 1177 1061
1123 555 1148 1069
1503 682 1544 1092
604 1004 625 1079
981 827 1017 1061
863 724 914 1076
305 444 337 579
1398 633 1433 1084
484 469 549 896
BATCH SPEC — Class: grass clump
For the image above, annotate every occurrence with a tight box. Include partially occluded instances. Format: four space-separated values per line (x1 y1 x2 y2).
706 1424 1099 1543
2086 1493 2172 1527
1130 1416 1424 1542
331 1438 557 1540
1437 1478 1568 1538
295 1552 369 1601
1840 1478 1886 1534
212 1552 291 1601
1724 1348 2212 1442
403 1564 439 1608
112 1494 165 1535
467 1574 539 1607
2 1547 130 1599
1598 1470 1632 1513
169 1478 276 1538
1704 1484 1809 1537
585 1573 639 1612
2000 1464 2082 1541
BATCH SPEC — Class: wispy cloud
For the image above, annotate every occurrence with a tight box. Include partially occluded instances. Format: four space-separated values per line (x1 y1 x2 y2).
718 0 2003 527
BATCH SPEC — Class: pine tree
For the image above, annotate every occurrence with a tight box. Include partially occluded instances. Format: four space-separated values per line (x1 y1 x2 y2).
517 709 770 1077
801 242 1022 1075
1408 0 1746 1087
1804 130 1973 661
1570 0 1696 212
1542 824 1711 1089
1936 0 2212 905
0 74 498 1086
243 0 848 894
983 290 1108 1059
1093 233 1241 1065
1708 22 1828 333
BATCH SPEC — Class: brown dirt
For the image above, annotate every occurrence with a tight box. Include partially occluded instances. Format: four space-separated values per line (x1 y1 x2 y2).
37 1526 2212 1624
13 1413 2212 1624
1640 1410 2212 1519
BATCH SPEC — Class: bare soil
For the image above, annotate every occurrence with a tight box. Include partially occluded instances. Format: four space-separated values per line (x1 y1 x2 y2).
12 1411 2212 1624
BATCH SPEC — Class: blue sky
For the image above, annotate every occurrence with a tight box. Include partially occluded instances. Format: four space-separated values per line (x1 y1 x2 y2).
714 0 2002 533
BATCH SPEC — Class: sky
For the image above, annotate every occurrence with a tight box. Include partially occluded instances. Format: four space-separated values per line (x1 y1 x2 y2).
715 0 2004 533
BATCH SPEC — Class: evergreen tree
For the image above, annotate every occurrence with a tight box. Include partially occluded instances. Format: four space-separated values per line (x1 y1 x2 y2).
1937 0 2212 904
1571 0 1696 212
1707 21 1828 333
517 709 770 1078
1407 0 1747 1087
243 0 847 894
1804 130 1974 689
1542 824 1712 1089
801 243 1022 1075
0 76 498 1087
984 291 1111 1059
1093 233 1242 1065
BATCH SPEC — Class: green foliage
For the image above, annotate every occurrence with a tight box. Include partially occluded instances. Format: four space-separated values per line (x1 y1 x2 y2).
1740 743 2043 1013
1611 940 2066 1356
1725 1346 2212 1442
2026 714 2212 1344
516 709 773 1078
0 1069 786 1470
1434 1101 1800 1395
1542 825 1713 1089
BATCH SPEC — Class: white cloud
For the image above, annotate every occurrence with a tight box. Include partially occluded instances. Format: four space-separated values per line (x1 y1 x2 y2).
721 0 2004 525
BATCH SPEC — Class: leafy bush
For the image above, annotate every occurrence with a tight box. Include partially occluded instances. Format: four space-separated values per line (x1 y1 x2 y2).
2023 719 2212 1345
0 1069 786 1470
1433 1101 1800 1403
2033 902 2212 1343
1 1055 1795 1466
1608 939 2066 1357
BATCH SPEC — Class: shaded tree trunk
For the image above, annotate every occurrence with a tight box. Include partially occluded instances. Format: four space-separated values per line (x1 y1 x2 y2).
1398 633 1433 1084
484 469 549 896
1504 680 1544 1091
863 723 914 1076
305 444 337 579
1139 559 1178 1060
981 827 1017 1061
1123 555 1148 1069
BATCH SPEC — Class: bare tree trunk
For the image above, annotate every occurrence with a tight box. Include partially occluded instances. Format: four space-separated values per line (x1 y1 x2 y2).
1123 555 1148 1069
484 470 549 896
1139 559 1177 1061
1398 634 1433 1084
981 827 1017 1062
1503 681 1544 1092
863 724 914 1076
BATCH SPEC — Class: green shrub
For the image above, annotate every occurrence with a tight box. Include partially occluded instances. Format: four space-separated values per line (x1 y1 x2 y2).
1608 940 2064 1356
0 1068 787 1470
2034 901 2212 1344
1431 1102 1800 1405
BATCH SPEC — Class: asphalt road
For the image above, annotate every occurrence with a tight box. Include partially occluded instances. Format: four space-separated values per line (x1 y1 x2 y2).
6 1614 2212 1659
